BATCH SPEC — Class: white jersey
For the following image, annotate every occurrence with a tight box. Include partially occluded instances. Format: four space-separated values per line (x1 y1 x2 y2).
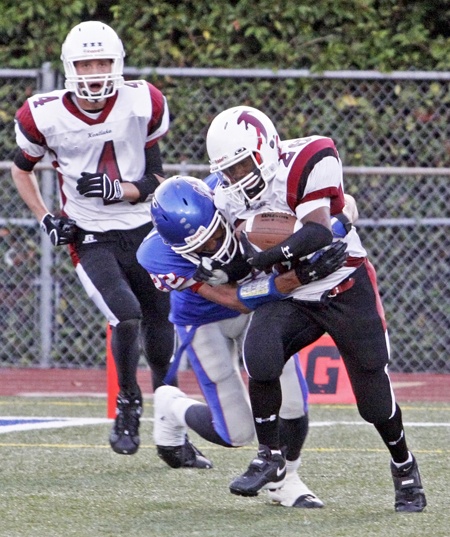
214 135 368 301
14 81 169 231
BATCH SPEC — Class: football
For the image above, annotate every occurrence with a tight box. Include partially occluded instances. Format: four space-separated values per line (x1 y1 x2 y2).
235 211 300 251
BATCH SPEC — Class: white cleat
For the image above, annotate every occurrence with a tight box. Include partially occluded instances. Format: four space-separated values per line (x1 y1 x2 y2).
153 385 187 447
267 472 324 508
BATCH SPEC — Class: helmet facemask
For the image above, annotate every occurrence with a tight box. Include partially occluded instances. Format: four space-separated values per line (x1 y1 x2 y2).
217 151 269 204
174 210 238 265
64 60 124 101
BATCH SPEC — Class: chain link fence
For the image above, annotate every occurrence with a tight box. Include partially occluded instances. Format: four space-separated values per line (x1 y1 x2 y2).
0 66 449 372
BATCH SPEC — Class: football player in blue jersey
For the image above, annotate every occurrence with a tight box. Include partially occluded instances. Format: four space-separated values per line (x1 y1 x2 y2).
137 174 349 507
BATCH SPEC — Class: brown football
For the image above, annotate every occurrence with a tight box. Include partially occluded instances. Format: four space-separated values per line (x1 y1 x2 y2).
235 211 300 251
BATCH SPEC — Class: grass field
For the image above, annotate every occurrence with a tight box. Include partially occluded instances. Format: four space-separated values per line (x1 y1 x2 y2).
0 397 448 537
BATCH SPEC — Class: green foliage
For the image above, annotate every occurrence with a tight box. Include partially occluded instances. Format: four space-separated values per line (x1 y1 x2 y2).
0 0 449 70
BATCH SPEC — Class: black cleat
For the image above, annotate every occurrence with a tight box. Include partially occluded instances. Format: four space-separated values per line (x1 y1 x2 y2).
391 454 427 512
183 436 213 468
109 391 142 455
157 435 213 469
229 445 286 497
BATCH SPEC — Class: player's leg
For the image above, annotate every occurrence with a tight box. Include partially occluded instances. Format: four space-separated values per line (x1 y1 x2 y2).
153 384 213 469
73 243 144 455
121 223 175 391
185 314 255 445
154 315 255 468
137 278 175 389
267 355 324 508
321 261 426 512
229 300 322 497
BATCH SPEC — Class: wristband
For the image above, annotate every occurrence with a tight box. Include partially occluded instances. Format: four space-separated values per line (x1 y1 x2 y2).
131 174 161 202
237 274 288 310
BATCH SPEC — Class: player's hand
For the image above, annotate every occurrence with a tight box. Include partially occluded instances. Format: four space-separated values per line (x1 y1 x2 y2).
239 230 282 271
40 213 77 246
239 231 261 266
76 172 124 201
193 257 229 286
295 241 348 285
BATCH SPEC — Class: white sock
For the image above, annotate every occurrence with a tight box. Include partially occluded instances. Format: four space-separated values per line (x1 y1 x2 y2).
286 456 301 475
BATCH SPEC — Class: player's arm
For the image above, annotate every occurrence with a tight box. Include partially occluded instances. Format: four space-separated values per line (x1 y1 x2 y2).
147 254 302 314
242 205 334 271
242 192 360 271
12 161 77 246
11 162 49 222
196 269 301 313
196 240 347 313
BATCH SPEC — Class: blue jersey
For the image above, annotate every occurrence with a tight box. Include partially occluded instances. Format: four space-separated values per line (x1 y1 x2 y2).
137 229 240 327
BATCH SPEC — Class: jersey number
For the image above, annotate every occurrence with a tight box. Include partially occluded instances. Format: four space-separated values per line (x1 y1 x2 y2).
97 140 122 205
151 272 187 292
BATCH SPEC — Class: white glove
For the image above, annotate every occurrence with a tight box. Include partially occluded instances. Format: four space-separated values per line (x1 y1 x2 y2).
193 257 229 286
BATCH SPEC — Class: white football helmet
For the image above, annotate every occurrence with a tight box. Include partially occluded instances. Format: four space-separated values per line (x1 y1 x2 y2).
61 21 125 101
206 106 280 203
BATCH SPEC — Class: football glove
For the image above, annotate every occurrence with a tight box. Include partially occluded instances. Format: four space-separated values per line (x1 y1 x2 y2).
295 241 348 285
193 253 252 286
76 172 124 201
193 257 229 286
239 231 260 266
40 213 77 246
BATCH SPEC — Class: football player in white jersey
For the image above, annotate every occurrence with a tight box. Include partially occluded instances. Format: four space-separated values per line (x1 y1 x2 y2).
203 106 427 512
10 21 203 465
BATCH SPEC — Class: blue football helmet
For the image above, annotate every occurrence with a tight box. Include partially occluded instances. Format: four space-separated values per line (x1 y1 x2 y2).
151 176 238 264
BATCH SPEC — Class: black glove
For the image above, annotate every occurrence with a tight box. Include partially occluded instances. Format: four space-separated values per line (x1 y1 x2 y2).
40 213 77 246
239 231 260 265
76 172 124 201
295 241 348 285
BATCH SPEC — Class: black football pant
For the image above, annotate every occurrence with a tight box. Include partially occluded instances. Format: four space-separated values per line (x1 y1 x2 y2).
244 260 407 459
70 222 174 395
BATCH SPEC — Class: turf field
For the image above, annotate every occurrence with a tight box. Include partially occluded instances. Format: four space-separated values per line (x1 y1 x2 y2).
0 397 448 537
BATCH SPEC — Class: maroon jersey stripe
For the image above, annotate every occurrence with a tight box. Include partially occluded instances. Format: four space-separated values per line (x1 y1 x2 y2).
286 138 339 211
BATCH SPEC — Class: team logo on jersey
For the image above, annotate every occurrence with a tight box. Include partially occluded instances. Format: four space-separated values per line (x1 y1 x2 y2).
88 129 112 138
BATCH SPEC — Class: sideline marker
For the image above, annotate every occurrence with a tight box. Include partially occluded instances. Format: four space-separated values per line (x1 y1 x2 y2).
298 334 356 404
